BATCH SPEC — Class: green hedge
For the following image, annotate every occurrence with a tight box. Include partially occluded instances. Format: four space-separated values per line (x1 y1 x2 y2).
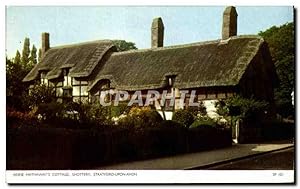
261 120 294 141
7 123 232 170
190 116 217 128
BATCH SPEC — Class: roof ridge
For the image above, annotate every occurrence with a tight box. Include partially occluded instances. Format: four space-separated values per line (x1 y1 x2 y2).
50 39 113 49
111 35 263 56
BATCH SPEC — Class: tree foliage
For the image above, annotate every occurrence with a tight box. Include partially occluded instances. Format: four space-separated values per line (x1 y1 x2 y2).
258 22 294 117
215 95 269 122
38 48 42 63
14 50 21 65
30 44 38 66
21 37 31 67
112 40 137 52
172 109 195 128
118 106 163 128
7 38 38 111
6 57 30 111
27 84 56 107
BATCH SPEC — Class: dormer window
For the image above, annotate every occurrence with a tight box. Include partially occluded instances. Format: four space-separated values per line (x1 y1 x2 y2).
166 75 176 87
168 77 173 86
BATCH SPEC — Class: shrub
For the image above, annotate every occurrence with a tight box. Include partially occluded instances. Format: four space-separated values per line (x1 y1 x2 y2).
118 106 163 128
36 101 65 122
172 109 195 128
159 120 186 128
188 126 232 152
74 102 113 126
110 102 131 117
7 121 232 169
215 95 269 122
26 101 115 129
215 100 229 116
262 118 295 140
187 102 207 117
190 116 217 128
27 84 56 108
6 108 37 128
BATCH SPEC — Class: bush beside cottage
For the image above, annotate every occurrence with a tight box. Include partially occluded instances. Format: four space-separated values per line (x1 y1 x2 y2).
6 90 232 169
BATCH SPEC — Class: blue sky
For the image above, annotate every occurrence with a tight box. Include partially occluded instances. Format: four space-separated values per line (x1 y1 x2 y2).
6 6 293 58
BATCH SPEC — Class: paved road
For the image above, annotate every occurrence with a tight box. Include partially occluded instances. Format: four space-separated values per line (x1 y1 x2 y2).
206 147 294 170
97 142 294 170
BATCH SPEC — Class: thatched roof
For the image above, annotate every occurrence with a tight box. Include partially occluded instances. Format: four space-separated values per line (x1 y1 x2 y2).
89 35 266 91
23 40 114 82
23 35 271 92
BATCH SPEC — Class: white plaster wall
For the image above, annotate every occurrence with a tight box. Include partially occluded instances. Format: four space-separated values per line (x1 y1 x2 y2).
158 111 173 120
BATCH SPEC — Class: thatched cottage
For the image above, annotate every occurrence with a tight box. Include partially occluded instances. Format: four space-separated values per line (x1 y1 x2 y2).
23 6 277 119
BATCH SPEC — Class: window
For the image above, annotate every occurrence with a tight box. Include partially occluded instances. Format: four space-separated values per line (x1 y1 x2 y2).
168 78 173 86
71 78 90 103
73 86 80 96
63 87 72 97
166 76 176 87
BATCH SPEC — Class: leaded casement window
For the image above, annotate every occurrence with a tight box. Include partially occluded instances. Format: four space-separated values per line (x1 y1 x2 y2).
72 78 89 103
63 87 72 98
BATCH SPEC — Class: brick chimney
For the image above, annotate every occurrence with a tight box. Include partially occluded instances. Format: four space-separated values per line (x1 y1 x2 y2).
151 17 164 48
222 6 238 40
41 32 50 57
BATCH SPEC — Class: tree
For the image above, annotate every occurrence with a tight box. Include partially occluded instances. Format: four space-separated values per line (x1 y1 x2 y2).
215 95 269 124
258 22 294 117
14 50 21 65
30 44 37 66
7 38 38 111
6 57 30 111
112 40 137 52
38 48 42 63
27 84 56 108
21 37 30 67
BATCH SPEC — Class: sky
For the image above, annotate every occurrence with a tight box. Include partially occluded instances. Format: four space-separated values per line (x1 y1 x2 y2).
5 6 293 58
